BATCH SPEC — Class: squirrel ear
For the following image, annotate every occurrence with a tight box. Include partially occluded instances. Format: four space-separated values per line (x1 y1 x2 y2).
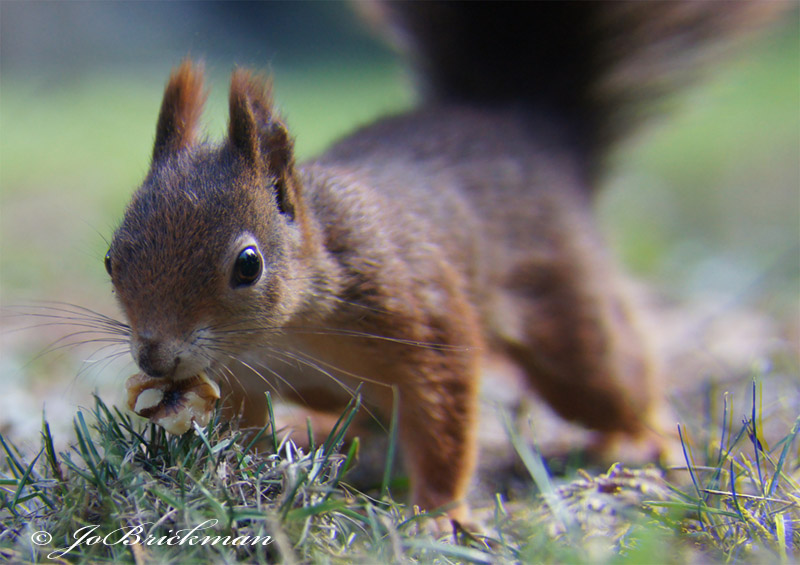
152 60 206 163
228 69 298 218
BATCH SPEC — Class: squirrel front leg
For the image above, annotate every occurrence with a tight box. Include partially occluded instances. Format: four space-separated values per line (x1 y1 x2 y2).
396 362 479 524
384 285 482 524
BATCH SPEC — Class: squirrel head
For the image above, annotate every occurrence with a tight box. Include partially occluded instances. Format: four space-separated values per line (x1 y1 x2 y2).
106 60 313 381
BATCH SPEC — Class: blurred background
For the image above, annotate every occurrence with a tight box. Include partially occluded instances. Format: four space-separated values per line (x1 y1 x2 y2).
1 2 797 449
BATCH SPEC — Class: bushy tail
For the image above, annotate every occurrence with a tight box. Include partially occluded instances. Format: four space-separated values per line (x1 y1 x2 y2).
362 1 784 171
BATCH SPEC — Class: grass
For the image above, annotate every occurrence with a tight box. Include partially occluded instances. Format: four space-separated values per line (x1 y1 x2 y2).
0 393 489 564
1 378 797 564
669 382 800 560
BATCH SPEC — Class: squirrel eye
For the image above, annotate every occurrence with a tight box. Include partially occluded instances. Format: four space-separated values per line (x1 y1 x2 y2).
232 246 262 287
104 250 113 276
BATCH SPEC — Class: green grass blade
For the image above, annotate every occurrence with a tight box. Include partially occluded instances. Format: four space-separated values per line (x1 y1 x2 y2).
0 433 27 478
8 449 43 512
750 379 766 495
266 391 279 454
403 539 494 564
285 498 347 522
381 386 399 500
768 416 800 498
678 424 705 503
41 417 63 483
306 416 316 454
321 390 362 457
501 410 578 541
238 423 270 470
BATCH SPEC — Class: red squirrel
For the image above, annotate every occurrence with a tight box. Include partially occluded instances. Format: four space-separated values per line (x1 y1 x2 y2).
105 2 782 524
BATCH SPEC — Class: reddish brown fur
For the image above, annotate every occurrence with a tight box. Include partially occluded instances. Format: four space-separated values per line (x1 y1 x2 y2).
106 4 783 527
152 60 207 162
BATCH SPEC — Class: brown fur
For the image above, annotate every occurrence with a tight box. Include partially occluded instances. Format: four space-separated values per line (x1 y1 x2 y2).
105 4 783 525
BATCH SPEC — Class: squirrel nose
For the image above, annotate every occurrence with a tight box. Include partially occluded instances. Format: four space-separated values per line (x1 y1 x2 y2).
133 336 180 378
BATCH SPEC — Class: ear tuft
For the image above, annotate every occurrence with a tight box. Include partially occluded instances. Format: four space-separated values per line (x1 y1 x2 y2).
152 60 207 163
228 69 273 164
228 69 299 218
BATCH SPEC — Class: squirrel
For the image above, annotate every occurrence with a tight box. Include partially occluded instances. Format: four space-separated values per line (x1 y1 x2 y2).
103 2 783 524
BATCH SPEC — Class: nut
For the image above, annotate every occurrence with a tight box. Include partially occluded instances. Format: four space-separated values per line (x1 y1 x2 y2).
125 372 220 435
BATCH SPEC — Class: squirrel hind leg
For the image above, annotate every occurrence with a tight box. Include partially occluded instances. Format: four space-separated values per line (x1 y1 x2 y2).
492 258 674 464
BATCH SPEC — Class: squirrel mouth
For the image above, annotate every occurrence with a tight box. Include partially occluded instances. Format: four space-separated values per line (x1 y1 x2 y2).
125 372 220 435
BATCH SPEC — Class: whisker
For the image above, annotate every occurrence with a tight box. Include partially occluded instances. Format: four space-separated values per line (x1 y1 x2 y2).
3 303 131 340
282 327 468 351
4 317 130 336
6 301 129 327
200 337 384 429
212 354 296 420
203 318 465 352
75 347 132 381
21 333 129 370
197 342 290 402
239 356 300 402
211 348 299 401
2 301 134 389
268 347 385 430
326 294 396 316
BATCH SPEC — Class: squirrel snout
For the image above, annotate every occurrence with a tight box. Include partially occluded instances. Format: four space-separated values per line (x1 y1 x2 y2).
131 334 206 380
133 336 179 378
